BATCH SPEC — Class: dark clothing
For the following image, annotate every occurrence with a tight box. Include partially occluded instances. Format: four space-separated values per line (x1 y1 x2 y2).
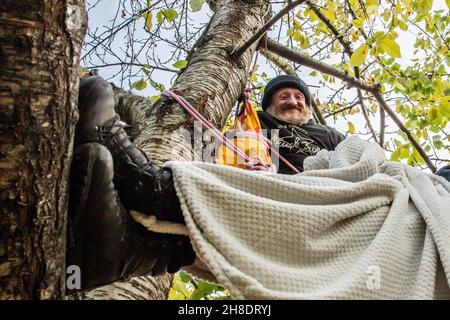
257 111 346 174
436 165 450 182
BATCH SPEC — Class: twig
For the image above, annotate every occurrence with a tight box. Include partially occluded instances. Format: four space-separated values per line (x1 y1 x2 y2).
372 91 436 172
232 0 306 57
379 108 385 146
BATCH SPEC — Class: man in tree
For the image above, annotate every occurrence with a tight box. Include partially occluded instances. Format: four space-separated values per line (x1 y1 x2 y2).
67 74 347 292
257 75 345 173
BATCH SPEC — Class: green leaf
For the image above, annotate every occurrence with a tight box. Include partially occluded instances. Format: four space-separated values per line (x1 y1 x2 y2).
428 106 439 120
378 38 401 58
352 19 363 28
293 30 302 42
172 276 192 298
432 135 444 149
390 148 401 161
142 12 152 32
179 271 193 283
190 0 205 12
190 281 219 300
130 78 147 91
162 9 178 22
320 8 336 22
173 59 188 69
412 0 433 14
350 43 369 67
156 11 163 24
150 95 160 104
149 79 165 92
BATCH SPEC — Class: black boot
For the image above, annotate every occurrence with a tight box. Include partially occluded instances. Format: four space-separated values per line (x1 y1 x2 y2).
67 143 196 293
76 76 183 224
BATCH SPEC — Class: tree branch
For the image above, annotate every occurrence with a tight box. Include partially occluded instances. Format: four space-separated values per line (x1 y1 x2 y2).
263 38 378 91
232 0 306 57
358 90 378 143
260 47 296 76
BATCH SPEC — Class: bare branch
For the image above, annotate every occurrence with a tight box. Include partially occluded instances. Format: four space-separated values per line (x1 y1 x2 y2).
379 108 385 146
263 38 379 92
232 0 306 57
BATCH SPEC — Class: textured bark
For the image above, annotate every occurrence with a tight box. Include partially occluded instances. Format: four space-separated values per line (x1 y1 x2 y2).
0 0 86 299
125 0 271 164
81 0 271 300
82 275 172 300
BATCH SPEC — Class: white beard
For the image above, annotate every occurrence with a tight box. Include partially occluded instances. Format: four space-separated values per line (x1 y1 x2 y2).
266 105 310 126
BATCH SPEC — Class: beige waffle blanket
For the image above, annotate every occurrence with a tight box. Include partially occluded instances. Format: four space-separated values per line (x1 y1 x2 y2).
165 136 450 299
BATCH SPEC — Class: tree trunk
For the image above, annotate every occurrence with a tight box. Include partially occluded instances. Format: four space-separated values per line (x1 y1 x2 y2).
0 0 86 299
83 0 271 300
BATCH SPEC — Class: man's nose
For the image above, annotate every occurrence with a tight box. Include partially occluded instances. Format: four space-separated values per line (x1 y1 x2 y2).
286 96 297 105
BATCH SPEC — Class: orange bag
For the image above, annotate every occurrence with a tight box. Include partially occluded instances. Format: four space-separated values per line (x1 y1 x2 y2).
215 97 273 170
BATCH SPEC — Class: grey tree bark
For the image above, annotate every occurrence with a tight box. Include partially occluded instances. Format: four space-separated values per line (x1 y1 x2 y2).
0 0 86 299
83 0 271 300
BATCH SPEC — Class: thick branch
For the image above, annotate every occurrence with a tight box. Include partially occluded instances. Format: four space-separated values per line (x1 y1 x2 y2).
232 0 305 57
264 38 378 91
260 47 296 76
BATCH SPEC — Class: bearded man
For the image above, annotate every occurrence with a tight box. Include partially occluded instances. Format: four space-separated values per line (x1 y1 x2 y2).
257 75 346 174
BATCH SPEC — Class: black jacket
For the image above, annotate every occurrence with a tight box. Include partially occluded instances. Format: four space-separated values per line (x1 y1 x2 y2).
257 111 346 174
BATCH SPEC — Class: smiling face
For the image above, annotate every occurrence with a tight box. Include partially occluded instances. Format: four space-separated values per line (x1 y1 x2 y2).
266 87 310 125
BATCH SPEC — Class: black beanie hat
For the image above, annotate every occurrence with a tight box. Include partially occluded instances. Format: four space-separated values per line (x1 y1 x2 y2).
261 75 311 110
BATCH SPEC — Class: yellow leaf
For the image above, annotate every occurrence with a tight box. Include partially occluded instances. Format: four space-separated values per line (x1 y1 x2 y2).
350 43 369 67
365 0 379 13
348 121 355 134
293 30 302 42
352 19 363 28
142 12 152 31
378 38 401 58
320 8 336 22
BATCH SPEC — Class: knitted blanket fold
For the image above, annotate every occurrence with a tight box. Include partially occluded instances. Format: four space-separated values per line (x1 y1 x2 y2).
166 136 450 299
